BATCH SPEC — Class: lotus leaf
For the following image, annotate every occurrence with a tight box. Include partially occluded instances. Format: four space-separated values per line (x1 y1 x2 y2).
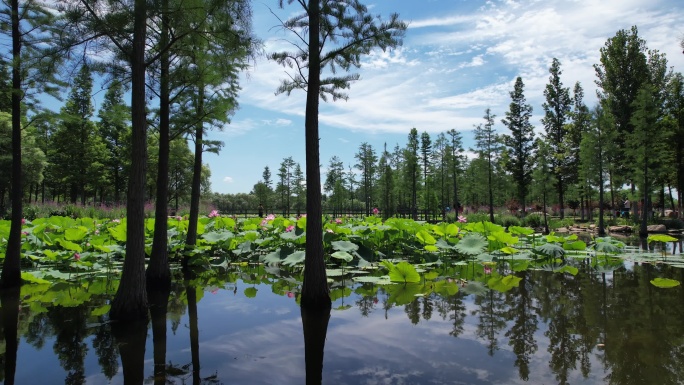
650 278 680 288
332 240 359 252
331 251 354 263
487 275 521 292
282 250 306 266
416 230 436 245
454 233 488 255
244 287 258 298
648 234 678 243
509 226 534 236
533 243 565 258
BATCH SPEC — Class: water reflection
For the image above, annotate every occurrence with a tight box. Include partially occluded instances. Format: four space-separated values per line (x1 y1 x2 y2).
1 288 19 385
301 306 330 385
5 260 684 384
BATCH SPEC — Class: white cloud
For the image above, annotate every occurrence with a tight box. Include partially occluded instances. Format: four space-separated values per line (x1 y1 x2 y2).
223 176 234 183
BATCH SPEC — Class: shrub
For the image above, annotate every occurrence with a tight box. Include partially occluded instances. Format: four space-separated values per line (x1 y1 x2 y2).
523 213 542 228
499 214 521 228
466 213 490 223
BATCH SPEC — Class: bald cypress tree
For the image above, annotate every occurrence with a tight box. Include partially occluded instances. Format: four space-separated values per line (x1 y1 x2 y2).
501 77 535 217
271 0 406 309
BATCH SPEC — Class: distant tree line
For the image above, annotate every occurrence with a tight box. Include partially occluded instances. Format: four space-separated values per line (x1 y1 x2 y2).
209 27 682 237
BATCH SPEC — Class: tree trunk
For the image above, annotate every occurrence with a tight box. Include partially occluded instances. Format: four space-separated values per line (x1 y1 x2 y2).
301 0 331 310
147 0 171 287
639 163 648 237
109 0 149 321
557 176 564 219
185 83 205 257
1 0 23 289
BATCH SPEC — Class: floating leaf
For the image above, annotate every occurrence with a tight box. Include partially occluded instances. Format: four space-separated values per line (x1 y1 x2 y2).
650 278 680 288
21 272 50 284
648 234 678 243
488 275 522 292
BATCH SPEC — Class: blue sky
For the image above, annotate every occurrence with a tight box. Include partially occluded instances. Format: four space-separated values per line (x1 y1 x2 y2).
205 0 684 195
72 0 667 195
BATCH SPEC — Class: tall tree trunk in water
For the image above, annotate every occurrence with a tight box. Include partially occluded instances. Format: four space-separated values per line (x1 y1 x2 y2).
1 0 23 289
185 84 205 268
148 0 171 288
301 0 331 310
110 0 149 321
302 306 331 385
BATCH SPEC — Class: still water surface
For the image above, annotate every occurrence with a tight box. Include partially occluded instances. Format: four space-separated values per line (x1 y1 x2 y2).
3 258 684 385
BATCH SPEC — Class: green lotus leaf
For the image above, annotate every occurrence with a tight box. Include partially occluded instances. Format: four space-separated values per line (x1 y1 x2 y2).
594 241 621 254
416 230 436 245
488 275 521 292
58 239 82 253
509 226 534 236
325 269 348 277
563 240 586 251
461 281 489 296
232 240 253 255
500 246 519 254
386 283 423 305
533 243 565 258
433 280 459 296
282 250 306 266
488 231 518 245
352 275 392 284
331 240 359 252
91 305 111 316
331 251 354 263
202 230 235 243
424 245 439 252
108 224 127 242
435 238 454 250
244 287 258 298
21 272 50 284
388 261 420 283
556 265 579 276
650 278 680 288
64 226 88 242
454 233 488 255
648 234 678 243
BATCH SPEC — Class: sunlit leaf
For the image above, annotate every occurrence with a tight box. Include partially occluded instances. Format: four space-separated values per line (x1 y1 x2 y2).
648 234 678 243
388 261 420 283
650 278 680 288
331 251 354 263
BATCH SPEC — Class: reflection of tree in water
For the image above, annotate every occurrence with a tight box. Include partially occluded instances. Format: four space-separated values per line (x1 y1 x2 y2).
600 264 684 385
404 297 421 325
504 270 538 381
48 305 89 385
434 291 467 338
91 319 119 379
473 288 507 356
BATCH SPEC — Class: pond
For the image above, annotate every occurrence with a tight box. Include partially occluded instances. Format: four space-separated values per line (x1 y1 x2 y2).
3 255 684 385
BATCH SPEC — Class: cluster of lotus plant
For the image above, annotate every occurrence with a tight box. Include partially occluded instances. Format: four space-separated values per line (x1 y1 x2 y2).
1 212 682 295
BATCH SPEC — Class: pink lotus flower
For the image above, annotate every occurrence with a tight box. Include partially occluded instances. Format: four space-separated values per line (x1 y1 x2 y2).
457 215 467 223
208 209 219 218
94 230 100 235
74 253 81 261
176 216 182 221
286 225 295 232
372 207 379 215
211 289 218 294
266 214 276 221
112 219 121 223
484 265 492 274
286 291 294 298
335 218 342 224
21 231 28 236
21 218 26 225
